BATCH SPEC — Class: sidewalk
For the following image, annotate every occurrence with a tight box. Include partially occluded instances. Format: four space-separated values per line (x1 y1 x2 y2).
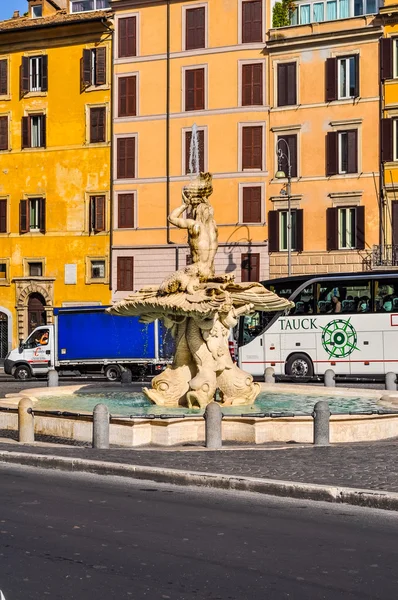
1 437 398 510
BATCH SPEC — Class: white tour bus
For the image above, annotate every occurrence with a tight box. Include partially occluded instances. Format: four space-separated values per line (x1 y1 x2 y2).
238 271 398 379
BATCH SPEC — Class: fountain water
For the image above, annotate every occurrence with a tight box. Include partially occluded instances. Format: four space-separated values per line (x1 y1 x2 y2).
109 130 293 408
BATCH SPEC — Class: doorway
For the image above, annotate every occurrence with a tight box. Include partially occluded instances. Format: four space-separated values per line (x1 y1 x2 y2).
28 293 47 334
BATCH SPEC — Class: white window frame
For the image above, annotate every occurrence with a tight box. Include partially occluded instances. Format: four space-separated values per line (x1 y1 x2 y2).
338 131 349 174
113 133 138 183
337 56 356 100
115 190 138 230
29 56 42 92
279 210 297 252
288 0 377 25
238 59 266 108
239 182 265 224
338 206 356 249
182 3 208 52
394 39 398 80
182 64 208 112
31 5 43 18
238 0 266 45
30 114 43 148
29 198 41 231
70 0 111 14
393 119 398 162
86 256 108 284
238 121 266 172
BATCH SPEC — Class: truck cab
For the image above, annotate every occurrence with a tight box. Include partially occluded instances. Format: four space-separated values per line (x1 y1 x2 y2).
4 325 55 380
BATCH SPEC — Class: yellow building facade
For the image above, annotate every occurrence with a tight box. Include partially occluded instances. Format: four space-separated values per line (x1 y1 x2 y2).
111 0 269 302
0 0 112 356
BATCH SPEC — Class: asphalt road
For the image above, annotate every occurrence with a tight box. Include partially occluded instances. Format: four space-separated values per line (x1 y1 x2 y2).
1 465 398 600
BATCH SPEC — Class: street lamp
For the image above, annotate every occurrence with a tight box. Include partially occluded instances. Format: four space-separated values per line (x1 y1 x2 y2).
275 139 292 277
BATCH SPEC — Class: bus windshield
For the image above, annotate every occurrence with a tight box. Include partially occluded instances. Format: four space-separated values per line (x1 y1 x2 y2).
240 311 282 346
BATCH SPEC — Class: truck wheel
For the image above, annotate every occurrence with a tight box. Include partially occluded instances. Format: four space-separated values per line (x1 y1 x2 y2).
14 365 32 381
104 365 121 382
285 353 313 379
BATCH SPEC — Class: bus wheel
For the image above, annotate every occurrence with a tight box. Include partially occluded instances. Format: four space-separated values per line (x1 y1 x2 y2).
285 353 313 379
104 365 121 382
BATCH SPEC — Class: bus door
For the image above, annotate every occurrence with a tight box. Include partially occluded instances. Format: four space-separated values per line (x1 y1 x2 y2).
238 311 275 377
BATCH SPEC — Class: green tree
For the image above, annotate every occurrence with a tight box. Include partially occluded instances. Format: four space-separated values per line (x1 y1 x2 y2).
272 0 296 28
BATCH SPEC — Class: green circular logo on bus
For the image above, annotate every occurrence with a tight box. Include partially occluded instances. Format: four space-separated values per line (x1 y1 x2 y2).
321 319 359 358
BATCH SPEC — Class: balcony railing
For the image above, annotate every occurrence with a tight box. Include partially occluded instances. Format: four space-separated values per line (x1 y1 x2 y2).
371 244 398 268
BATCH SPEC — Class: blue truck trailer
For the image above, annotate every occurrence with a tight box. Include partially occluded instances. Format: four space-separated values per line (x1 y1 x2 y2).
4 306 172 381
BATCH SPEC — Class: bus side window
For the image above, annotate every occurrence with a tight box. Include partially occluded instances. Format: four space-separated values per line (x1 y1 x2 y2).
290 285 315 315
374 279 398 313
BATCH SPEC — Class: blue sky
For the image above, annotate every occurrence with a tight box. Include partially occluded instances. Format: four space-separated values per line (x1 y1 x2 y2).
0 0 28 20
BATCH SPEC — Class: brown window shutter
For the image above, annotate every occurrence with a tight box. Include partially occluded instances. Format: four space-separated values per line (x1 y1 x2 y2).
277 134 297 178
295 209 304 252
185 68 204 111
90 107 106 143
0 116 8 151
277 63 286 107
39 198 46 233
94 195 105 232
392 201 398 246
241 253 260 283
0 60 8 96
195 68 205 110
381 118 393 162
82 49 92 88
286 63 297 106
325 57 337 102
380 38 393 81
354 54 359 98
119 17 136 58
117 138 126 178
185 69 195 111
185 129 204 174
242 186 261 223
242 1 262 43
242 63 263 106
268 210 279 252
242 126 262 170
326 131 338 176
117 137 135 179
117 256 134 291
40 115 46 148
326 207 338 251
41 55 48 92
22 116 30 149
186 7 205 50
118 76 136 117
20 56 29 97
355 206 365 250
95 47 106 86
118 193 134 228
0 199 6 233
347 129 358 173
19 199 29 234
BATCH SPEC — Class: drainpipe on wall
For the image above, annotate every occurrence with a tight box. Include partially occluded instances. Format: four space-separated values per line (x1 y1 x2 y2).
166 0 171 246
379 33 385 257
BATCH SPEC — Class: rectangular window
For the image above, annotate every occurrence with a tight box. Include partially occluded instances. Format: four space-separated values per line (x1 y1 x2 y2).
0 263 6 280
0 199 6 233
277 134 298 178
338 207 356 249
185 129 205 174
0 59 8 96
28 262 43 276
268 209 304 253
32 5 43 17
277 62 297 107
71 0 110 12
81 47 106 89
242 125 263 170
20 56 48 95
338 130 357 174
118 76 137 117
89 107 106 143
186 6 206 50
338 56 358 99
280 210 297 251
393 119 398 161
89 195 106 233
242 63 263 106
242 186 262 223
0 116 8 151
117 256 134 291
22 114 46 149
118 193 135 228
118 16 137 57
394 39 398 79
117 137 136 179
242 0 262 43
91 259 106 279
241 253 260 282
185 68 205 111
20 198 45 234
375 278 398 313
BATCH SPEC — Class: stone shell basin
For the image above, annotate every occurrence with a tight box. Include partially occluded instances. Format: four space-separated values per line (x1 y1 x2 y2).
1 384 397 447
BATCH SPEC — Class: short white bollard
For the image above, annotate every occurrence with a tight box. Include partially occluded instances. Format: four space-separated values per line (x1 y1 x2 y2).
264 367 275 384
48 368 59 387
324 369 335 388
121 368 132 385
92 403 110 449
18 398 34 443
385 372 397 391
204 402 222 449
313 400 330 446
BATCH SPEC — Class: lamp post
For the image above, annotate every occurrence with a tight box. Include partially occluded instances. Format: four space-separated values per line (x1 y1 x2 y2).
275 139 292 277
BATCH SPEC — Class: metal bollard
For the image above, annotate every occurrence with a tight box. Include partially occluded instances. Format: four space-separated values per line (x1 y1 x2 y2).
324 369 335 388
264 367 275 384
18 398 34 443
92 403 109 449
121 368 132 385
385 372 397 391
204 401 222 449
48 368 59 388
313 400 330 446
